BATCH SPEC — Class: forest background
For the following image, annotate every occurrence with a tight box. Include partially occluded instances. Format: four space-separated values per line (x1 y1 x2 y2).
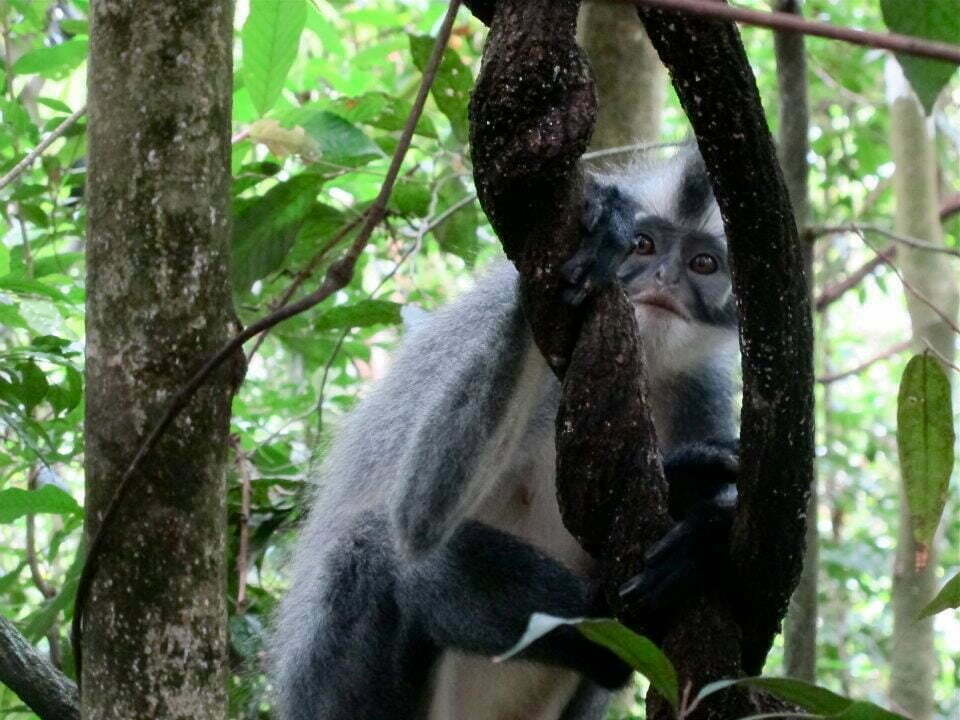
0 0 959 718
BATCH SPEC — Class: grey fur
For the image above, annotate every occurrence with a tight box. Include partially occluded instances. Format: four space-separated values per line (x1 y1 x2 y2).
271 151 739 720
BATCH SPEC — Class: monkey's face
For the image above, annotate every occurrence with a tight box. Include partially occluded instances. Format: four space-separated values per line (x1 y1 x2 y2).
618 216 737 364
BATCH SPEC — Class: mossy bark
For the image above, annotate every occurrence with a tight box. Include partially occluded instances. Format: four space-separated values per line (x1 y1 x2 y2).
83 2 235 717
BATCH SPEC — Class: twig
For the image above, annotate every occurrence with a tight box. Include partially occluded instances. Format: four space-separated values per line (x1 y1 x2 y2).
0 105 86 192
581 140 685 160
245 213 364 362
25 469 56 600
817 339 911 384
626 0 960 63
815 245 895 312
811 223 960 259
858 231 960 336
920 337 960 375
71 0 463 680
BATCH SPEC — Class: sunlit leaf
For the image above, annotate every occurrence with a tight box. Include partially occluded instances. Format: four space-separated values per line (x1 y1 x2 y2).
314 300 402 331
242 0 307 116
12 39 88 79
0 485 82 524
880 0 960 113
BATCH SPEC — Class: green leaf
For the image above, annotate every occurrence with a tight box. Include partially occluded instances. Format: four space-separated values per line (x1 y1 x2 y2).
0 275 69 302
16 361 48 411
880 0 960 113
694 677 909 719
409 34 473 143
314 300 402 331
919 571 960 618
232 174 324 292
242 0 307 116
301 111 383 166
432 182 479 265
576 619 678 709
389 180 431 217
896 354 954 552
12 39 88 79
0 485 82 524
327 92 438 138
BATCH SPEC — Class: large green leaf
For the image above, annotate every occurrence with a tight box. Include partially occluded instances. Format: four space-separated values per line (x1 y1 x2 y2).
896 354 954 554
12 39 88 79
242 0 307 116
408 34 473 143
232 174 325 292
880 0 960 113
301 110 383 166
0 485 82 524
919 571 960 618
576 619 678 710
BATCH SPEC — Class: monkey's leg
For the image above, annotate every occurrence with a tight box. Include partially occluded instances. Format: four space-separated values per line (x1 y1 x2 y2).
398 520 632 690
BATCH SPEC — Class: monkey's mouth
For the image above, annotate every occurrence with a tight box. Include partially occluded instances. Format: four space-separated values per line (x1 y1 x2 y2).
633 291 691 321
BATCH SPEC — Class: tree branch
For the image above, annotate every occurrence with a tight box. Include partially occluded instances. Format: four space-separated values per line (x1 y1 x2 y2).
0 616 79 720
0 105 86 192
811 223 960 259
817 339 911 384
625 0 960 63
815 245 895 312
635 0 814 704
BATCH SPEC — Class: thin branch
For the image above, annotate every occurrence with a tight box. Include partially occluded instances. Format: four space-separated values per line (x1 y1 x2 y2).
0 616 78 720
817 339 911 384
625 0 960 63
920 337 960 375
0 105 86 192
581 140 685 160
815 245 895 312
858 231 960 336
71 0 463 678
25 469 56 600
811 223 960 259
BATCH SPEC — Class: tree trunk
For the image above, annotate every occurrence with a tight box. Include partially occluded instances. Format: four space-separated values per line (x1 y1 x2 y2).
774 0 817 684
886 57 957 720
577 0 665 149
83 2 235 717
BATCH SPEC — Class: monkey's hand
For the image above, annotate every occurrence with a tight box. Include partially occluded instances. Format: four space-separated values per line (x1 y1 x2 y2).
561 179 639 306
619 440 738 615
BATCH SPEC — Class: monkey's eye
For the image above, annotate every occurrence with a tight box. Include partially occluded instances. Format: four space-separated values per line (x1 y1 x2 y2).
634 234 655 255
689 253 718 275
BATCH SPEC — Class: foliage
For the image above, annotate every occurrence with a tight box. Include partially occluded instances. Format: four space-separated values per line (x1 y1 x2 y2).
0 0 958 719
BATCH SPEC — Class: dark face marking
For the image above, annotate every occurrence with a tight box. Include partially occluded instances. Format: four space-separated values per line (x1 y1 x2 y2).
676 158 714 224
617 214 736 328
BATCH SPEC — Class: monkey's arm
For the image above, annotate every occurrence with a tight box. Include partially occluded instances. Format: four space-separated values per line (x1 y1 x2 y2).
390 267 547 558
619 440 738 612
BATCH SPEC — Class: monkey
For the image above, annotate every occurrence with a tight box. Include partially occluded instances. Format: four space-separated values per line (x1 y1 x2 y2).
269 148 740 720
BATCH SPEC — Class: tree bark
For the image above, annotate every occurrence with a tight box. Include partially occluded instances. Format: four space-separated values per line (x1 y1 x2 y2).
886 57 957 720
83 2 235 717
774 0 817 684
577 0 665 149
466 1 813 717
0 616 79 720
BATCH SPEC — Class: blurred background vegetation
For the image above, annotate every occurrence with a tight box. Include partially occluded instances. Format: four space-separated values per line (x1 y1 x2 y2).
0 0 958 717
